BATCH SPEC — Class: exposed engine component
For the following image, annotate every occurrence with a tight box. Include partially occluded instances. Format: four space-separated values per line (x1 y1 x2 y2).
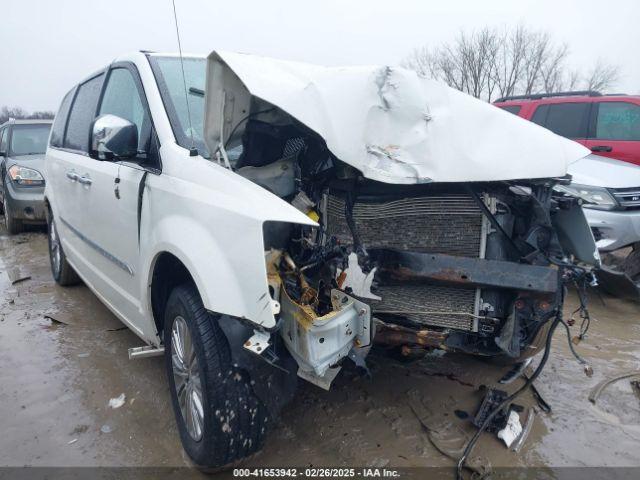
230 103 596 389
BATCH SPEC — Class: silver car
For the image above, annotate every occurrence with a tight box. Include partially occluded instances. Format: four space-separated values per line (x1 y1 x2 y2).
0 119 52 234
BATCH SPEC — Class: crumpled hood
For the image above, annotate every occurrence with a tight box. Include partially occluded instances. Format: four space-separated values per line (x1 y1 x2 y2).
567 154 640 188
204 51 590 184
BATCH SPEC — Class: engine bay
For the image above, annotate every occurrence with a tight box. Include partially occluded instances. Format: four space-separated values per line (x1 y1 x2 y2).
221 104 596 389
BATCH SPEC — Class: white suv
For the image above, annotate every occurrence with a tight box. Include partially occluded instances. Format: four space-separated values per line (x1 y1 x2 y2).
45 50 596 467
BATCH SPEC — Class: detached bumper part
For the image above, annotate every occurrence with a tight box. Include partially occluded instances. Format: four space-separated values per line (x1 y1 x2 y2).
280 288 372 390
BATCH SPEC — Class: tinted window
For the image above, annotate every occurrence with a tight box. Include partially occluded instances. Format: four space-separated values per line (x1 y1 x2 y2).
541 103 589 139
531 105 548 126
10 124 52 155
594 102 640 141
50 88 75 147
64 74 104 152
499 105 521 115
98 68 151 152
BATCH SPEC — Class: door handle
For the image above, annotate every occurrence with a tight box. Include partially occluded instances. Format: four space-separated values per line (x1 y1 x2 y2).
66 171 79 182
591 145 613 152
78 175 92 186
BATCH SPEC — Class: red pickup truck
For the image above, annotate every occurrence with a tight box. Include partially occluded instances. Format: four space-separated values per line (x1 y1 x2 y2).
493 91 640 166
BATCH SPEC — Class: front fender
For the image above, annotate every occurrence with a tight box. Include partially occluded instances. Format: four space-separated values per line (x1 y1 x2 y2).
141 155 317 329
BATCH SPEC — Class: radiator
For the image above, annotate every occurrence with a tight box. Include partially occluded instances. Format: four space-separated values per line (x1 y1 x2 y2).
324 192 488 331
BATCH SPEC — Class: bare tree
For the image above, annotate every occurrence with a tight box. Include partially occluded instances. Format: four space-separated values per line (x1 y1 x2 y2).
0 106 55 124
402 25 621 101
584 60 620 91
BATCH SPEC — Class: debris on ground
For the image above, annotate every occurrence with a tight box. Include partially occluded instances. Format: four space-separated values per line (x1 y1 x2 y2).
472 388 511 433
589 371 640 405
8 272 31 285
44 315 69 326
108 393 126 409
496 410 522 448
407 389 492 477
499 359 533 385
77 353 90 358
67 438 78 445
512 408 536 453
100 425 113 434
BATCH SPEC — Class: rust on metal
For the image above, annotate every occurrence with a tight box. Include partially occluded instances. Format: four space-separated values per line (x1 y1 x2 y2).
370 249 559 293
373 323 448 349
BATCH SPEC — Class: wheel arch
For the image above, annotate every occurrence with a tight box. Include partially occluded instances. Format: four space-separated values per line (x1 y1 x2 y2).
148 250 200 342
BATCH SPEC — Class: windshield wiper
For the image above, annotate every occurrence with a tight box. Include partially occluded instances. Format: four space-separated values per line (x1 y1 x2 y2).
188 87 204 97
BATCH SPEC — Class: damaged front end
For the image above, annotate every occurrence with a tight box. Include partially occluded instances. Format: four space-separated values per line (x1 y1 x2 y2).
261 171 597 388
203 51 596 390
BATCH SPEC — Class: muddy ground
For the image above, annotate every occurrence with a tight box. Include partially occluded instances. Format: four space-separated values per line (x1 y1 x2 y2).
1 228 639 476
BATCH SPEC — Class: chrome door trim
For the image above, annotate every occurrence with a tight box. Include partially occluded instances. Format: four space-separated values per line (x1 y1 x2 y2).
59 216 134 276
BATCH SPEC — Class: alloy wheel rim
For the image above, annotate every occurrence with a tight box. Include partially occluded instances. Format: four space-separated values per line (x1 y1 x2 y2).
171 316 204 441
49 218 62 276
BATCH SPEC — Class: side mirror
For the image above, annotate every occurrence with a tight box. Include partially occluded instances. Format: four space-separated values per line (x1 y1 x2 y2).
90 114 138 160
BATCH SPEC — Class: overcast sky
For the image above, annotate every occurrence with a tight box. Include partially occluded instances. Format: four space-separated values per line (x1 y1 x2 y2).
1 0 638 112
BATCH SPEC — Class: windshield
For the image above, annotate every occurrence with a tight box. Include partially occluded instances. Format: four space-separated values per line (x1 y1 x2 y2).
10 124 51 155
148 56 209 157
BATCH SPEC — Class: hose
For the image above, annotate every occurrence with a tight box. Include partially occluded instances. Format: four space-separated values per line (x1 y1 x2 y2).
456 310 562 479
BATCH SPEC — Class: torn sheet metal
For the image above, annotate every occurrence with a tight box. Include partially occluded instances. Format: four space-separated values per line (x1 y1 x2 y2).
279 288 371 381
204 51 589 184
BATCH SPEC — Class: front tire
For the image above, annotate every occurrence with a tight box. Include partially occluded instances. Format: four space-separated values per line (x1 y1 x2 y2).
3 195 22 235
164 284 269 468
47 211 80 286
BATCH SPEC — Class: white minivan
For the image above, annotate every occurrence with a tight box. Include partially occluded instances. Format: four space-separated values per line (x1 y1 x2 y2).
45 50 596 467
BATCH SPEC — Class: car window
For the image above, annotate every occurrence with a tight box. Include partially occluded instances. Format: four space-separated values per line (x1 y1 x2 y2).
50 88 75 148
98 67 151 152
498 105 521 115
594 102 640 141
0 127 7 153
530 104 548 126
148 56 208 157
64 74 104 152
9 124 52 155
537 102 589 139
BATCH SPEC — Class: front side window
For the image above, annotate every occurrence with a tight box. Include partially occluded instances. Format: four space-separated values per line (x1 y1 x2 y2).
148 56 208 157
9 124 52 155
99 67 151 152
64 74 104 152
594 102 640 141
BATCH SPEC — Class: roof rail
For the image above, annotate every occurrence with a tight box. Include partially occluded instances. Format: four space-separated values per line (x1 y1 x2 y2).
495 90 602 103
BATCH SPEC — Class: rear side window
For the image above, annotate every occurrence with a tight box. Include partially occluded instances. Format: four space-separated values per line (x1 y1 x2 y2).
594 102 640 141
64 74 104 152
530 103 589 139
499 105 521 115
50 88 75 147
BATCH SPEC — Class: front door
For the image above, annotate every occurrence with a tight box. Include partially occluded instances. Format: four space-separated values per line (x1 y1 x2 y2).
77 64 160 335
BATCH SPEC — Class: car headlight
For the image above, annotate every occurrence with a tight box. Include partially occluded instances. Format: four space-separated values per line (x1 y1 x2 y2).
8 165 45 186
555 183 618 210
